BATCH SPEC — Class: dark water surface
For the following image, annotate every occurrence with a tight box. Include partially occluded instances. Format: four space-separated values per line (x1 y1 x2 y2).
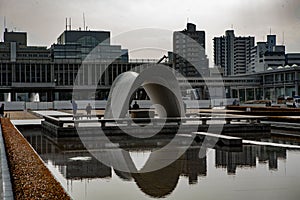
20 127 300 200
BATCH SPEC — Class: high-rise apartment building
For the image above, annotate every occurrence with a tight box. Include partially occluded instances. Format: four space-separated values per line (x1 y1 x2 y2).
213 30 254 76
173 23 209 77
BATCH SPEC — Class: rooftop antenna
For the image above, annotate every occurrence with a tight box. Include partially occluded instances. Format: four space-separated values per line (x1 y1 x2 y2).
4 16 6 29
83 13 86 31
65 18 68 30
69 17 72 30
282 31 285 45
269 27 272 35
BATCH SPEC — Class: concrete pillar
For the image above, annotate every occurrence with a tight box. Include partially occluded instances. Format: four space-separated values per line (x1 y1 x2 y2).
30 93 40 102
47 91 53 102
5 93 11 102
295 72 298 96
11 92 16 101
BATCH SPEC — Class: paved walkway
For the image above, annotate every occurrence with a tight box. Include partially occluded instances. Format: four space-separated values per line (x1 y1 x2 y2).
6 111 40 120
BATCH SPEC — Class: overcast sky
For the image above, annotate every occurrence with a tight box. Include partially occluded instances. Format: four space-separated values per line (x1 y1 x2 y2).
1 0 300 64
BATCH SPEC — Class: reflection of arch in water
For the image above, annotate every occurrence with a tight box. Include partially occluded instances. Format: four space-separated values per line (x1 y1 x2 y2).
132 158 183 198
113 169 133 181
104 65 185 119
109 148 184 198
109 147 207 198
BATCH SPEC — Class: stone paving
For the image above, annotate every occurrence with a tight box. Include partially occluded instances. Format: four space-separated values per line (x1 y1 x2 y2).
4 110 105 120
5 111 41 120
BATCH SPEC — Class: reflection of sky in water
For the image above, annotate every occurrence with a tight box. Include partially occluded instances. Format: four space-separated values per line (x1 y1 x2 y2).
129 151 151 171
21 128 300 200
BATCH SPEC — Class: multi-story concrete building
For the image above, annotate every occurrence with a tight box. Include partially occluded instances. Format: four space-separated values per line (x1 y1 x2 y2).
286 53 300 66
173 23 209 77
50 29 128 63
0 28 132 101
213 30 254 76
249 35 286 73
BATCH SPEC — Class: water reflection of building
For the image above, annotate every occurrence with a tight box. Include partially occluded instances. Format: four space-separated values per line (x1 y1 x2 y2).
215 145 287 174
23 133 112 180
23 131 290 198
215 145 256 174
24 132 207 197
64 156 111 180
181 148 207 184
257 146 286 170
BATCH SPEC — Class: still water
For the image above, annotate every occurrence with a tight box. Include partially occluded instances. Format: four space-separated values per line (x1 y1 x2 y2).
20 127 300 200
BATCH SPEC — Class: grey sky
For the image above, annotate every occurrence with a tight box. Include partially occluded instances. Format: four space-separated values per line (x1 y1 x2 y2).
1 0 300 64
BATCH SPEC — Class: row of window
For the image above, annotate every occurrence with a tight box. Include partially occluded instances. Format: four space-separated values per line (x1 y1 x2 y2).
0 53 49 58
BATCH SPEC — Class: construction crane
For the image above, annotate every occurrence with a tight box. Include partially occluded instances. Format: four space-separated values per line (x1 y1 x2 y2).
157 55 168 64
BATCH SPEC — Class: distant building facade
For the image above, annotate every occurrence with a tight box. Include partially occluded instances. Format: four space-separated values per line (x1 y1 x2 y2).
0 28 132 102
173 23 209 77
1 28 300 102
286 53 300 66
249 35 286 73
213 30 255 76
50 30 128 63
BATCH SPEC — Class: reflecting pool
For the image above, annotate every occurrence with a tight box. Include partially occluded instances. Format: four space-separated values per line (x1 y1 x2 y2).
20 127 300 200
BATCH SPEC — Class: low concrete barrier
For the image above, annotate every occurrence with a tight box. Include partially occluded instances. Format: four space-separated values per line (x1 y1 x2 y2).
0 99 235 111
26 102 53 110
0 102 25 111
0 122 14 199
53 100 107 110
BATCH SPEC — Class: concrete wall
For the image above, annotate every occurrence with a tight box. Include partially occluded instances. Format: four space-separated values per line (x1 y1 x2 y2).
53 101 107 110
0 99 234 111
26 102 53 110
131 99 235 109
0 102 25 111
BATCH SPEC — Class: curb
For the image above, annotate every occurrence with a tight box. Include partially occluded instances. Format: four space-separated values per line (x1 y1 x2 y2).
0 122 14 200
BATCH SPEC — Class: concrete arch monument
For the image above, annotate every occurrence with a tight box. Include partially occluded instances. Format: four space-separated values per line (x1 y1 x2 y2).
104 65 185 119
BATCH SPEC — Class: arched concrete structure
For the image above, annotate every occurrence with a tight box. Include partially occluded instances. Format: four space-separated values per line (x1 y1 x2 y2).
104 65 185 119
104 71 139 119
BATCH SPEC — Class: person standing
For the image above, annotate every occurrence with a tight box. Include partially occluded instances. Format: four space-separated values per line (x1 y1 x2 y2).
86 103 92 119
0 103 4 117
132 101 139 110
71 100 78 120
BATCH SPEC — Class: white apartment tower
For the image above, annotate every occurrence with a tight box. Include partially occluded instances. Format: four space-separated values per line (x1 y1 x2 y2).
214 30 255 76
